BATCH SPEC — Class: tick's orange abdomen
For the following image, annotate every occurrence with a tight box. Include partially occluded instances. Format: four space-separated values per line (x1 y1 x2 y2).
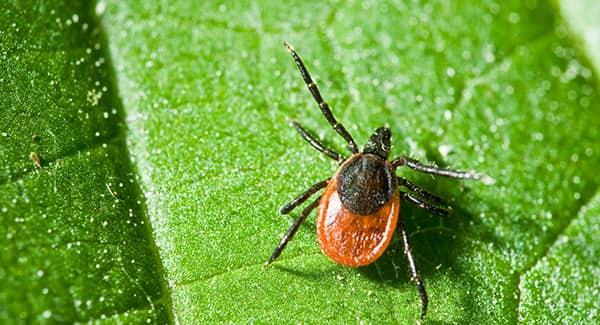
317 176 400 267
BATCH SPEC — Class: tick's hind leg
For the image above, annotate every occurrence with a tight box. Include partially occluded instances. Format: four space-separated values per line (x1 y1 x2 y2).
400 192 450 217
291 122 345 163
266 197 320 266
398 222 428 324
397 177 448 207
280 178 329 215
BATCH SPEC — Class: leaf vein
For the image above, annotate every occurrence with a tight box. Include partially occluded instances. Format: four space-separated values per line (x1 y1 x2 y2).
450 28 554 115
173 252 323 288
512 186 600 323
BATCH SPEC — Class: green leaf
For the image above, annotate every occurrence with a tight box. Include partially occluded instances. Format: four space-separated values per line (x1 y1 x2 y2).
2 0 599 323
98 0 600 323
0 2 172 323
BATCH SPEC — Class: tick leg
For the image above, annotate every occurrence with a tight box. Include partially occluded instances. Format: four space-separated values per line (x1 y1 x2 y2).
392 156 482 180
399 222 428 324
284 42 358 154
292 121 345 163
397 177 448 206
280 178 329 215
401 192 450 218
266 197 320 266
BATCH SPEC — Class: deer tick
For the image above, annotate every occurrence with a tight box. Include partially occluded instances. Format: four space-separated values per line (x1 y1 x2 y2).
266 42 486 323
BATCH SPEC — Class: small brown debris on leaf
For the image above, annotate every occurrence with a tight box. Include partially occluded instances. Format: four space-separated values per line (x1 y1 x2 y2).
30 152 42 168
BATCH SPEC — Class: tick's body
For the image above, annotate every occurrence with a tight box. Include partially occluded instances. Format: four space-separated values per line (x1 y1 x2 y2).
318 153 399 267
267 42 484 324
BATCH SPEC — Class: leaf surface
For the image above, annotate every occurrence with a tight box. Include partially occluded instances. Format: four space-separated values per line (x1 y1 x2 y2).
2 0 599 323
0 2 171 323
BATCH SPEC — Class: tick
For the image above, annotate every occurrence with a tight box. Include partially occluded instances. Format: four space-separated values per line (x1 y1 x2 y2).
266 42 486 323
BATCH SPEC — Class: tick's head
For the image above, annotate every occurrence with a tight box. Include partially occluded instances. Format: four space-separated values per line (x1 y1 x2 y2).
363 127 392 159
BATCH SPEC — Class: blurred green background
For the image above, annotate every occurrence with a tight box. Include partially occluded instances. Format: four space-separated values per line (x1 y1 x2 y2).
1 0 599 323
